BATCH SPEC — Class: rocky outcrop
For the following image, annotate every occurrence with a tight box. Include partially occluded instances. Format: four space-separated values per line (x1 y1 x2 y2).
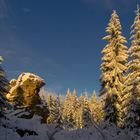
7 72 49 123
7 72 45 107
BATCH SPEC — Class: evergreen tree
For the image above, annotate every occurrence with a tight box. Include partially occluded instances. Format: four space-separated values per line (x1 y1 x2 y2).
76 94 84 129
0 56 9 118
82 94 92 128
100 11 128 127
39 89 50 123
55 95 63 129
104 91 122 127
95 97 105 123
47 94 61 124
90 91 104 124
75 104 83 128
90 91 97 122
91 91 97 104
123 5 140 129
62 88 74 129
71 88 78 129
62 88 79 129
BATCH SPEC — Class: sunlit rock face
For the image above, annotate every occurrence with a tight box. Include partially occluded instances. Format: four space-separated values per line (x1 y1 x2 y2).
6 73 48 123
7 72 45 107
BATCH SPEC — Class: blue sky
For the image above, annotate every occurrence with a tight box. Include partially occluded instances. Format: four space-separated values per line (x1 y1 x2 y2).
0 0 140 95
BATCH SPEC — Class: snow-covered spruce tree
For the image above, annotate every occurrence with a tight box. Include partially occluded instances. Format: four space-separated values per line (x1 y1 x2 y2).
47 94 61 124
76 94 84 129
75 104 83 128
77 93 92 128
100 11 128 127
82 94 92 128
62 88 74 129
104 90 122 127
71 88 78 129
55 96 63 129
62 88 79 129
91 91 97 104
0 56 9 118
47 94 55 123
90 91 104 124
123 5 140 129
95 97 105 123
90 91 98 122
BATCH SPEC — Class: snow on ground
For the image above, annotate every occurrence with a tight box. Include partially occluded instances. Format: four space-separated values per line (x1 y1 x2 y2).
1 123 140 140
54 126 103 140
0 111 50 140
1 112 140 140
54 125 140 140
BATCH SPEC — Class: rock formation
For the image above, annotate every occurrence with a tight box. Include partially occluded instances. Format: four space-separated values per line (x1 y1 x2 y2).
7 72 49 123
7 72 45 107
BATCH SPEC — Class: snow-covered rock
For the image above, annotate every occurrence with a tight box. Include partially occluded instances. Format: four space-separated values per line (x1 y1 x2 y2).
6 72 49 123
7 72 45 107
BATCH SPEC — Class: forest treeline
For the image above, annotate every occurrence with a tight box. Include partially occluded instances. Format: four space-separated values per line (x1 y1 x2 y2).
40 89 104 129
0 5 140 134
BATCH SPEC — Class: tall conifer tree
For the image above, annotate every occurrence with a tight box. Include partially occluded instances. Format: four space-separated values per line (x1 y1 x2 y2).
0 56 9 118
82 94 92 128
62 88 75 129
100 11 128 127
90 91 104 123
123 5 140 129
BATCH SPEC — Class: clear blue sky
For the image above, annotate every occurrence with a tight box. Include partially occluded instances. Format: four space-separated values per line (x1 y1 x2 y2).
0 0 139 95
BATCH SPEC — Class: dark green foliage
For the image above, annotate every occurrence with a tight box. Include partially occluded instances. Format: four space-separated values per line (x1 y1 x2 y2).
0 56 9 118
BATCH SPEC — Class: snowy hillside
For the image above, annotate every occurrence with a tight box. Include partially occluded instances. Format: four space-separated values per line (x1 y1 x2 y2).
1 113 140 140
